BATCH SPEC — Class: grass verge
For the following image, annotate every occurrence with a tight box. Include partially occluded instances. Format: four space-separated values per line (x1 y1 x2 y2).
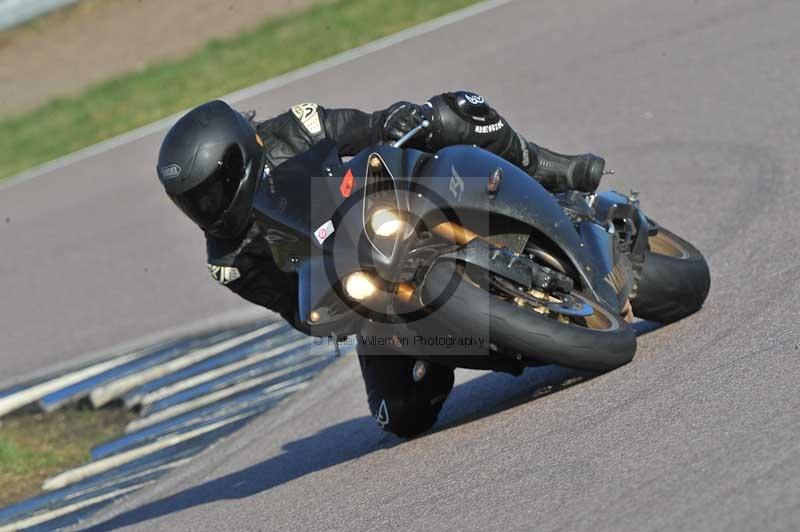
0 0 482 181
0 404 134 507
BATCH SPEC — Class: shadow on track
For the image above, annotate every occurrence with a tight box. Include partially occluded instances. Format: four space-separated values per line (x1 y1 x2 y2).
82 366 592 531
85 322 662 531
82 414 389 531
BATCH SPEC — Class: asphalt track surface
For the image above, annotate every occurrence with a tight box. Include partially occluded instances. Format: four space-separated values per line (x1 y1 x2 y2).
3 0 799 529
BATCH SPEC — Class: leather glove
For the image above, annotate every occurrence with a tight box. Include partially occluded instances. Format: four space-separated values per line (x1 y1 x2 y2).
382 101 425 141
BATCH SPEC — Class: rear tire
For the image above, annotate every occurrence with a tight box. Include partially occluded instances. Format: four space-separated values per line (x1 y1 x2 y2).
631 226 711 323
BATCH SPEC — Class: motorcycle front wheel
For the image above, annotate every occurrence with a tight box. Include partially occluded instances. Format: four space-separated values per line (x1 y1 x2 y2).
419 261 637 371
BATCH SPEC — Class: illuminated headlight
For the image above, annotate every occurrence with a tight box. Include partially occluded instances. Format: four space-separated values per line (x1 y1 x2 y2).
369 208 405 238
344 271 377 301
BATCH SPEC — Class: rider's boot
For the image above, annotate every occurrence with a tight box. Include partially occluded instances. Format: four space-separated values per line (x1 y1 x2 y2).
526 142 606 193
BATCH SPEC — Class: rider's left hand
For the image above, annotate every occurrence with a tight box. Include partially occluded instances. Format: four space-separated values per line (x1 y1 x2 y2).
382 102 425 141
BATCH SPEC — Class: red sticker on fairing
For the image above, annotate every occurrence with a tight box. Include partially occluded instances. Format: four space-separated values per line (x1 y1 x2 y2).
340 169 355 198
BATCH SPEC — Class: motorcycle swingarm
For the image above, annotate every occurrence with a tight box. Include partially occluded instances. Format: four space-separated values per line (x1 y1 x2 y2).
432 238 573 293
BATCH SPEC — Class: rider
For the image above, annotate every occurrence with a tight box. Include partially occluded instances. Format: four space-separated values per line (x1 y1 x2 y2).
156 91 606 437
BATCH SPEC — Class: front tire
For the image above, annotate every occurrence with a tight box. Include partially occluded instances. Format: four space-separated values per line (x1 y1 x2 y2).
420 261 637 371
631 226 711 323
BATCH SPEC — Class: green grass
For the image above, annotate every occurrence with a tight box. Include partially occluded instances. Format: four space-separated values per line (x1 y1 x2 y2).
0 0 482 180
0 405 134 507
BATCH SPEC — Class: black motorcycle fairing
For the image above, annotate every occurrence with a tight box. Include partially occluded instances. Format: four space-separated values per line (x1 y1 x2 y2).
251 140 351 327
255 141 638 333
267 143 431 330
296 255 365 335
411 145 621 311
252 139 342 236
578 220 633 306
332 145 433 277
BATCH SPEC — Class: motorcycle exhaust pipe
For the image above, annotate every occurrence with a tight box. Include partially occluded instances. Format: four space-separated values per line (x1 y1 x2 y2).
431 222 479 245
391 222 477 306
395 283 415 303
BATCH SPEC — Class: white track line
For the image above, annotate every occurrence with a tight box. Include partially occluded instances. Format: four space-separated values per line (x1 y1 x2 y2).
0 350 143 418
0 483 151 532
88 322 283 408
122 327 298 408
0 0 515 192
0 1 79 32
42 412 254 491
4 457 191 529
137 336 312 408
66 456 193 500
126 372 312 433
0 307 267 393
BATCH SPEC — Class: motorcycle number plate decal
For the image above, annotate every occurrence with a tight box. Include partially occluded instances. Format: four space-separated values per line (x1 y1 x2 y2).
314 220 335 245
340 169 355 198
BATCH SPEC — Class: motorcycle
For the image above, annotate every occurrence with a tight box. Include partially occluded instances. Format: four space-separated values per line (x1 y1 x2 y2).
252 121 710 373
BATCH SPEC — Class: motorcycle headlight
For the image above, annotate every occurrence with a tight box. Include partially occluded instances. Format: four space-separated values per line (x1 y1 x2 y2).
369 208 405 238
344 271 377 301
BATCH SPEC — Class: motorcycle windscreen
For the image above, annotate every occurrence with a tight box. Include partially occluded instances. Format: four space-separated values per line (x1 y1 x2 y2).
252 139 344 237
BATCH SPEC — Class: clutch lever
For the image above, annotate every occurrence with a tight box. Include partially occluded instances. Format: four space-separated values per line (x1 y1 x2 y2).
391 120 430 149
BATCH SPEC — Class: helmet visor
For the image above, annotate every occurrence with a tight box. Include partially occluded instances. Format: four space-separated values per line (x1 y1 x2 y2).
174 146 244 229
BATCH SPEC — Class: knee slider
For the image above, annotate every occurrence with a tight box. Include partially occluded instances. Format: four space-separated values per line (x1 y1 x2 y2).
373 397 439 438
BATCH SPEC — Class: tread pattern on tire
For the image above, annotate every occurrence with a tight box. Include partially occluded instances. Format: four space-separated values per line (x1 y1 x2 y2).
420 261 637 371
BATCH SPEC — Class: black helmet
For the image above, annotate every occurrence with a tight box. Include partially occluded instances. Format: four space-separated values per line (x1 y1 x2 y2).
157 100 265 239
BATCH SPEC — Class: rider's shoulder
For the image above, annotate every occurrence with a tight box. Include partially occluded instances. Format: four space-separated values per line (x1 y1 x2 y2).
288 102 326 137
206 233 240 265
